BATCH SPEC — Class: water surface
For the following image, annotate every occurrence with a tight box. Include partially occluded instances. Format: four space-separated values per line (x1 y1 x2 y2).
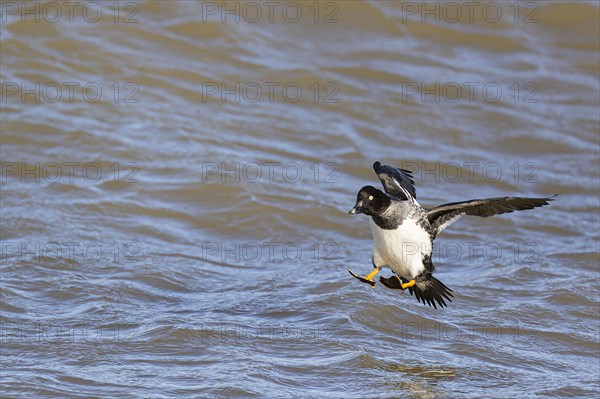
1 1 599 398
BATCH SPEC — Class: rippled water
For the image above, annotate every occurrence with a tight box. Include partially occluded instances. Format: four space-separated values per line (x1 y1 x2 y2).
1 1 599 398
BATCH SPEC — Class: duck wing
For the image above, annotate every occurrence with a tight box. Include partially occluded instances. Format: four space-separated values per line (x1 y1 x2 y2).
426 195 556 238
373 161 417 202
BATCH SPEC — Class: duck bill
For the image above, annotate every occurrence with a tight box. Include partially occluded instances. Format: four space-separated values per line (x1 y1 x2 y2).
348 202 363 215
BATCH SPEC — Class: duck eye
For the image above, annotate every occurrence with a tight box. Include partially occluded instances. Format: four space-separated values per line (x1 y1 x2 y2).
368 195 374 200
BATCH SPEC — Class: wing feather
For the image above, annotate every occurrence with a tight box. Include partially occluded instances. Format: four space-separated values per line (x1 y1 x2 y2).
427 195 556 237
373 161 417 202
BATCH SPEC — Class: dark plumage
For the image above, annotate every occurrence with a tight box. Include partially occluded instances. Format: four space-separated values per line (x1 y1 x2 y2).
373 161 416 201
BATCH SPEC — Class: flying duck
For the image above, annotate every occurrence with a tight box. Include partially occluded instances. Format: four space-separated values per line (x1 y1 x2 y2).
347 161 555 308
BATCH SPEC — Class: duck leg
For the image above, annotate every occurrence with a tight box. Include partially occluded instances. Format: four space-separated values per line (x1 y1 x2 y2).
347 267 380 287
379 275 416 293
400 279 416 290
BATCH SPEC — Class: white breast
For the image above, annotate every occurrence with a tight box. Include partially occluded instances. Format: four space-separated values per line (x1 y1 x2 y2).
369 218 432 279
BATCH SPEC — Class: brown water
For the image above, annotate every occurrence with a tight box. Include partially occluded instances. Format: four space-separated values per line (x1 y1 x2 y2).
1 1 599 398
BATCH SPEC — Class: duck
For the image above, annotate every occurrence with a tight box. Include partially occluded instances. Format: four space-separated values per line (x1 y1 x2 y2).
347 161 555 308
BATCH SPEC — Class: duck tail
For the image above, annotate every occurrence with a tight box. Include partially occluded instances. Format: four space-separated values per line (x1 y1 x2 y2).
379 274 454 309
409 275 453 309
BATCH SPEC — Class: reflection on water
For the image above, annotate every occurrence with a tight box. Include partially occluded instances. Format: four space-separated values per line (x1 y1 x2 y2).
1 1 599 398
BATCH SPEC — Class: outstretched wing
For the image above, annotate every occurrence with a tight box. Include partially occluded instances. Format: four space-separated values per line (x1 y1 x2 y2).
426 195 556 238
373 161 417 202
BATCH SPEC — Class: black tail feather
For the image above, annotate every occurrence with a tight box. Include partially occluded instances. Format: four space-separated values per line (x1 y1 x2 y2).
380 274 453 309
409 276 453 309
